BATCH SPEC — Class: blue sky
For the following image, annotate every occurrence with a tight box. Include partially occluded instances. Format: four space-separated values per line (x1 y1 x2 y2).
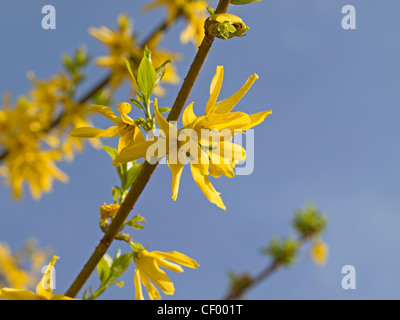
1 0 400 299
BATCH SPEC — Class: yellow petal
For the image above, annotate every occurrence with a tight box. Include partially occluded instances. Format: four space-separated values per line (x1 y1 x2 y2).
182 102 197 129
167 155 185 201
195 112 250 132
36 256 59 299
70 126 122 138
0 288 38 300
212 74 259 114
152 251 200 269
113 139 159 166
190 165 226 210
154 99 177 139
139 270 161 300
134 268 144 300
49 294 76 300
92 105 124 126
117 102 135 125
205 66 224 114
240 110 273 130
136 252 175 295
157 259 184 273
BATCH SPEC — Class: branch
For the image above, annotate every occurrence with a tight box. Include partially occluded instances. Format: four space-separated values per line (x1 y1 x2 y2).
223 237 307 300
65 0 232 298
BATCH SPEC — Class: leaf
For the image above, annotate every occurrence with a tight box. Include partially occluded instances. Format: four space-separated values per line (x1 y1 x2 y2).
125 58 137 84
102 146 118 160
122 163 143 191
155 60 172 87
124 214 146 230
157 107 171 114
231 0 260 4
112 186 122 203
97 254 112 284
129 99 145 112
207 7 215 15
108 252 133 283
137 50 156 102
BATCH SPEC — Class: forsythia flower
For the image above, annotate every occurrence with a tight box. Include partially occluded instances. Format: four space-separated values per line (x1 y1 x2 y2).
134 249 199 300
70 102 145 152
2 139 68 200
90 14 180 93
0 256 75 300
113 66 272 210
0 243 34 289
143 0 208 46
100 203 120 223
310 241 329 266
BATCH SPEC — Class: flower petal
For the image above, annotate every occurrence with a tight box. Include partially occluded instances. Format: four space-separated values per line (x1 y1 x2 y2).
0 288 38 300
134 268 144 300
190 165 226 210
154 99 177 139
92 105 124 126
240 110 273 130
113 139 159 166
195 112 250 132
212 74 259 114
117 102 135 125
157 259 184 273
139 270 161 300
136 252 175 295
167 155 185 201
70 126 122 138
182 102 197 129
36 256 59 299
152 251 200 269
205 66 224 114
49 294 76 300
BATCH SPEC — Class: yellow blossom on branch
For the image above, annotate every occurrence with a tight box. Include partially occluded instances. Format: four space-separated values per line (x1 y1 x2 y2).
113 66 272 210
0 256 75 300
100 203 120 223
133 249 199 300
143 0 208 46
90 14 180 93
70 102 146 152
1 139 68 200
0 243 34 290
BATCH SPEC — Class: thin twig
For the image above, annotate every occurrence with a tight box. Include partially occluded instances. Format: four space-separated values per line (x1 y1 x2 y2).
65 0 232 298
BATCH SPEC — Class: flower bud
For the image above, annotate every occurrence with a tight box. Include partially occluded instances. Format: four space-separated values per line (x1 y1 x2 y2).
100 203 120 222
205 13 249 39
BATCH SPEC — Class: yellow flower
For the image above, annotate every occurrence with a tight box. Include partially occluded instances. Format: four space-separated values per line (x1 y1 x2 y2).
2 139 68 200
90 14 180 93
70 102 145 152
310 241 329 266
100 203 120 223
113 66 272 210
143 0 208 46
0 243 34 289
134 249 199 300
0 256 75 300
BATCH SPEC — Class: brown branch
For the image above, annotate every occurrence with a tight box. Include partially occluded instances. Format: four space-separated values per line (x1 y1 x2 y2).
64 0 232 299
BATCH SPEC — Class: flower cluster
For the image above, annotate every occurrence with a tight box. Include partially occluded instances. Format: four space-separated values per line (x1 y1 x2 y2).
90 14 180 95
143 0 209 46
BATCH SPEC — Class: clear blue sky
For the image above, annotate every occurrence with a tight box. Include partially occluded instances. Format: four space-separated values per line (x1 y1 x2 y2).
1 0 400 299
